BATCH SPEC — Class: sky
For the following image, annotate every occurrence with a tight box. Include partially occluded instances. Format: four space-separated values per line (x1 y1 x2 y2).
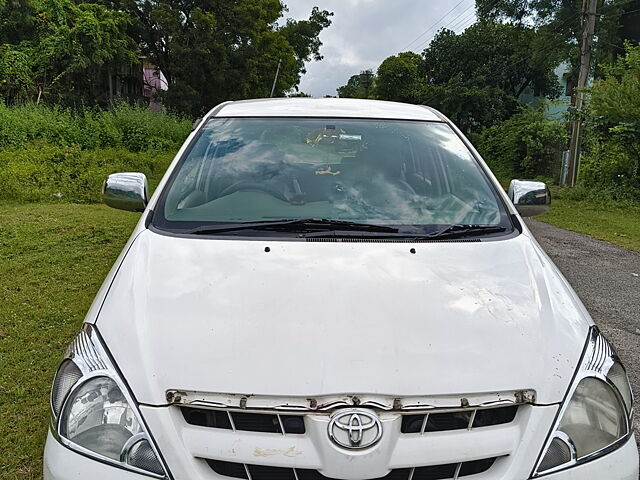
284 0 478 97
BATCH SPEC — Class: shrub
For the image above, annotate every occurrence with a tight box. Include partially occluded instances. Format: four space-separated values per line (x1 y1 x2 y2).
579 140 639 201
0 144 175 203
476 106 568 183
580 43 640 200
0 103 192 152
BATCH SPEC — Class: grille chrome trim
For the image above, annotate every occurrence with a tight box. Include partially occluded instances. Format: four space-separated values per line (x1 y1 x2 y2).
420 414 428 436
227 411 236 430
277 414 286 436
453 463 462 480
467 410 476 430
166 390 536 412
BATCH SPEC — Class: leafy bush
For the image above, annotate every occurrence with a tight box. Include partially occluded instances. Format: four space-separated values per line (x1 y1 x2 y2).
476 106 567 182
579 43 640 200
0 103 192 152
0 143 175 203
579 140 639 200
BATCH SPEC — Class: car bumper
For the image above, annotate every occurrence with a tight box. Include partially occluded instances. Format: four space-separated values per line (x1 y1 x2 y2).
44 428 639 480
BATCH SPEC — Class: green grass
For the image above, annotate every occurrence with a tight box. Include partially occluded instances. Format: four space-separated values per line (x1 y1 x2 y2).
538 197 640 252
0 145 175 203
0 203 138 480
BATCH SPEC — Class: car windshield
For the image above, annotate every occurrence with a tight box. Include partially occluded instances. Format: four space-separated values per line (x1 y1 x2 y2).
154 117 510 236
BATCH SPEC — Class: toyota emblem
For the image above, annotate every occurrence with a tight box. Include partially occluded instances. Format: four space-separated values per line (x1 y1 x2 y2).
328 410 382 450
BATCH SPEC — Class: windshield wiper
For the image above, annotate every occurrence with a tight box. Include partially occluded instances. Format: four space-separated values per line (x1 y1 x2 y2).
303 224 507 240
426 224 507 239
184 218 399 235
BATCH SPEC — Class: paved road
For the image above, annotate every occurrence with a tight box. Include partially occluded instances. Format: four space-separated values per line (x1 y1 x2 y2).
525 219 640 451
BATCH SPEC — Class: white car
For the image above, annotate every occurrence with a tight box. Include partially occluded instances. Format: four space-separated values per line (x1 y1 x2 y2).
44 98 639 480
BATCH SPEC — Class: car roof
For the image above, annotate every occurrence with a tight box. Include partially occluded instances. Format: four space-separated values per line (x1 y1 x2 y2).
211 98 444 122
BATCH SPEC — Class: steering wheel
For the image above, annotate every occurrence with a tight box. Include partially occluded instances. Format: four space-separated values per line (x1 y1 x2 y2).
218 180 289 202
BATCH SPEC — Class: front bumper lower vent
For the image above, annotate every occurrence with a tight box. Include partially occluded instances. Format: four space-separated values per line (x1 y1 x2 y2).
206 458 497 480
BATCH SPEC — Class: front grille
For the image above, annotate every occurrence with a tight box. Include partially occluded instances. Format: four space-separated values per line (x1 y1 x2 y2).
183 403 518 479
206 458 497 480
182 405 517 436
401 405 518 434
181 407 305 434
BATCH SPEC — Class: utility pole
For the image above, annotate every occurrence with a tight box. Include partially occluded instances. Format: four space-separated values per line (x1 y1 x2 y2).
270 59 282 98
566 0 598 186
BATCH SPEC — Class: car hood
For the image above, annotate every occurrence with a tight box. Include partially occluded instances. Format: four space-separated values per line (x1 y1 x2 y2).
96 229 591 406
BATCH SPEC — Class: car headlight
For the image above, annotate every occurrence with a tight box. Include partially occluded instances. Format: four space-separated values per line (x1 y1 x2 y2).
50 324 169 478
533 327 634 477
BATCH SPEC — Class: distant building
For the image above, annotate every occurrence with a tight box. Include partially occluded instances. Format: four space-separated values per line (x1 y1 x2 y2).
93 58 168 109
518 61 575 120
142 59 169 111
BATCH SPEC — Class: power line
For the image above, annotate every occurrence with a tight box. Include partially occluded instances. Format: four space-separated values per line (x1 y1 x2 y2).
411 0 509 52
449 11 478 32
400 0 470 51
412 4 476 52
455 17 479 34
441 4 476 30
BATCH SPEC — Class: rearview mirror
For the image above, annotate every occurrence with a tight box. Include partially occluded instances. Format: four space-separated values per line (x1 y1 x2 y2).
102 172 148 212
508 179 550 217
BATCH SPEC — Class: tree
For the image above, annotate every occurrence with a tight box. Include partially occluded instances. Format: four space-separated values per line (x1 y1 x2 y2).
337 22 560 132
421 80 514 134
1 0 332 113
280 6 333 76
100 0 332 116
37 0 138 105
419 22 561 132
475 0 640 82
423 23 560 100
0 0 37 45
337 69 375 98
475 0 565 23
375 53 423 103
0 0 138 105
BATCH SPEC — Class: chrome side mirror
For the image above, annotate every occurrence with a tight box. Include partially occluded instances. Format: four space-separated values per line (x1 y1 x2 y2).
508 179 551 217
102 172 149 212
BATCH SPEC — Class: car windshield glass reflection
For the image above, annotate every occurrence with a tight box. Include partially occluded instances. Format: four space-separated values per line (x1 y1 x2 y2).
156 118 509 235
